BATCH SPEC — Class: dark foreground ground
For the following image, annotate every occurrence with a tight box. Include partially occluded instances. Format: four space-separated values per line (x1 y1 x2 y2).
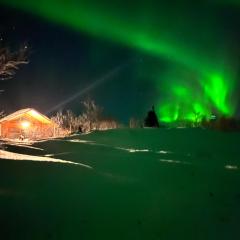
0 128 240 240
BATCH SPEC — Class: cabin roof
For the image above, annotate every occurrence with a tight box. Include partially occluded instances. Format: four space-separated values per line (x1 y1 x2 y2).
0 108 53 124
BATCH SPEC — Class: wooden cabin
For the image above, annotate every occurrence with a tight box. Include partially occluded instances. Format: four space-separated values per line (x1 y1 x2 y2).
0 108 58 140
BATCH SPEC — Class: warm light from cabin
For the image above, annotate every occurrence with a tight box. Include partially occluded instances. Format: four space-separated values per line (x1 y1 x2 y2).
21 121 31 129
28 109 51 124
30 109 39 117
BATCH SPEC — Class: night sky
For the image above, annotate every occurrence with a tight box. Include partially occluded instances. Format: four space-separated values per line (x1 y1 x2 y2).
1 1 240 123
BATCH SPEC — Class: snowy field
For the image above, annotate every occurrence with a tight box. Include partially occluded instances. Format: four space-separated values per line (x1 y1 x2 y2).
0 128 240 239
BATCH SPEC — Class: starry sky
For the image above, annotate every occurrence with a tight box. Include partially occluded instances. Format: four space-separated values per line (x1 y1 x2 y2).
0 1 240 123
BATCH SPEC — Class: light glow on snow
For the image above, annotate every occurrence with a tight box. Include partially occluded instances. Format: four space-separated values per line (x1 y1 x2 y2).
0 150 92 169
68 139 93 143
44 152 71 157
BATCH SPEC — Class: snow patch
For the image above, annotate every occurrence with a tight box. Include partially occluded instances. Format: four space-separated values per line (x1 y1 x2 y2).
116 147 150 153
11 144 44 151
44 152 71 157
159 159 190 165
68 139 93 144
225 165 238 170
0 150 92 169
157 150 172 154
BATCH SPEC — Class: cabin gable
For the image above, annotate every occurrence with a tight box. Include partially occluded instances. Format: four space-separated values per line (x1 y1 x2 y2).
0 108 57 140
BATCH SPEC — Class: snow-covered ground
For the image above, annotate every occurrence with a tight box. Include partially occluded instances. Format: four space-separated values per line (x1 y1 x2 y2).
0 128 240 239
0 150 92 168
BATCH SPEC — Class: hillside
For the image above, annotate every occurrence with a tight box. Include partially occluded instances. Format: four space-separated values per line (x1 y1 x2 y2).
0 128 240 239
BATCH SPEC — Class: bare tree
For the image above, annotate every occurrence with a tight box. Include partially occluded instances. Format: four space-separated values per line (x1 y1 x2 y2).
51 110 80 134
51 99 119 134
83 99 102 123
129 117 142 128
0 111 5 118
0 45 28 80
51 111 65 127
0 45 28 122
79 99 103 132
98 118 118 130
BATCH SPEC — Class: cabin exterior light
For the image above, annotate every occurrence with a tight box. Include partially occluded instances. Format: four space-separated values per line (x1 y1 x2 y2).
20 121 31 129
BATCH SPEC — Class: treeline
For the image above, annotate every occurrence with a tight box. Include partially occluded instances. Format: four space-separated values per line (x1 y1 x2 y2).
129 106 240 131
51 99 119 134
49 101 240 134
201 116 240 131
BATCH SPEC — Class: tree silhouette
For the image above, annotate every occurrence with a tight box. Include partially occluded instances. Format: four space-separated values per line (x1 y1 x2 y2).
144 106 160 128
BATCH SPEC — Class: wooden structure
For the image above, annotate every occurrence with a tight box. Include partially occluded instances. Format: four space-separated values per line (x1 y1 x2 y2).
0 108 58 140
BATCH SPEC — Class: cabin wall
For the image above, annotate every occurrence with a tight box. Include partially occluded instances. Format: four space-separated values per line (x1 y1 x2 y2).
0 121 21 139
0 114 56 140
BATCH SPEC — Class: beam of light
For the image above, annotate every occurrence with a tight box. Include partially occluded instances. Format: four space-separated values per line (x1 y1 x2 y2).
46 62 130 114
2 1 238 121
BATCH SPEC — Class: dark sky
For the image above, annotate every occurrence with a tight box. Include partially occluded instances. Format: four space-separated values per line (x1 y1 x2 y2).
0 4 156 123
0 1 240 122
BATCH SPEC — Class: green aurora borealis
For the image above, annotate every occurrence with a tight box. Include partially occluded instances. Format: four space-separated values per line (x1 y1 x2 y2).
2 0 239 122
